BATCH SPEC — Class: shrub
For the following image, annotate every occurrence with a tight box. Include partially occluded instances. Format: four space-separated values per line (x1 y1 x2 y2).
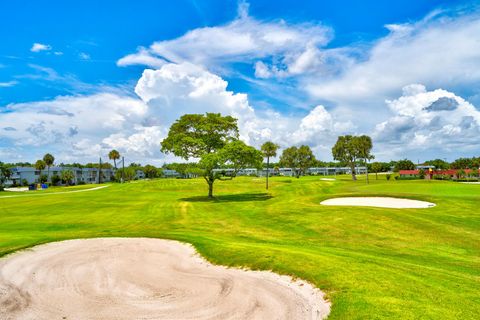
77 181 86 185
22 179 29 186
386 174 391 180
418 169 425 179
51 174 61 186
39 174 48 183
397 176 419 180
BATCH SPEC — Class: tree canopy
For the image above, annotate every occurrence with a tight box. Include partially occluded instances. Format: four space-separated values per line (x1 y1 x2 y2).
61 170 75 186
279 145 316 178
115 167 136 181
261 142 279 159
332 135 374 180
424 159 450 170
109 150 121 168
450 157 479 169
0 162 11 187
161 113 261 197
43 153 54 167
370 162 384 180
143 165 162 178
394 159 415 171
161 113 239 159
261 141 279 189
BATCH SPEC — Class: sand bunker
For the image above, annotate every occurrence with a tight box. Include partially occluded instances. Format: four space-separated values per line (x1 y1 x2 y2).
3 187 28 192
0 238 330 320
320 197 435 208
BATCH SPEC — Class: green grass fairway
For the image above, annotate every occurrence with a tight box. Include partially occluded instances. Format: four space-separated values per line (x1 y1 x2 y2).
1 176 479 319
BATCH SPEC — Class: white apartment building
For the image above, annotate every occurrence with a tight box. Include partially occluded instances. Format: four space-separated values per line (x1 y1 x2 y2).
6 166 115 186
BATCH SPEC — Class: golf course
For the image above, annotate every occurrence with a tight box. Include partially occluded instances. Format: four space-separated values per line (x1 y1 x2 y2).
1 175 478 319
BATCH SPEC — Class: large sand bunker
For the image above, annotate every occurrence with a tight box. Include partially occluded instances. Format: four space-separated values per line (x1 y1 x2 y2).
0 238 330 320
320 197 435 208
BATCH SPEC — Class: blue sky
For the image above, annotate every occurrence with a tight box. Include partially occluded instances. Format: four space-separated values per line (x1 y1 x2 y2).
1 0 480 164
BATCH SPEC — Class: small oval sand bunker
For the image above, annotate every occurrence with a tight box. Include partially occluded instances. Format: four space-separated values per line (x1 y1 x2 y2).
0 238 330 320
321 197 435 208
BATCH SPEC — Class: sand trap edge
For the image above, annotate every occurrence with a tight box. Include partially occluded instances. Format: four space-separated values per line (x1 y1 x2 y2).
0 237 331 319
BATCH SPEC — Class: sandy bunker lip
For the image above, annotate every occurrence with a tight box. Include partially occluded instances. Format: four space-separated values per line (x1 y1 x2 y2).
0 238 330 320
320 197 435 208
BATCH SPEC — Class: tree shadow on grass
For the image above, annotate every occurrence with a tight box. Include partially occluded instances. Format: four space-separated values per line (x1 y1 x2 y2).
180 193 273 203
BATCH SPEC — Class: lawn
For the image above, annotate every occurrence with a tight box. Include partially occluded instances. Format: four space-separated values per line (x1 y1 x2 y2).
0 175 479 319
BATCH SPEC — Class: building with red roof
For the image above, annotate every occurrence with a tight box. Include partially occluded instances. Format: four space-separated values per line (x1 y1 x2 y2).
399 169 480 180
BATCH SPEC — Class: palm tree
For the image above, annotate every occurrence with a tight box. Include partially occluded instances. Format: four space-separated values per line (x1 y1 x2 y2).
43 153 55 182
261 141 279 190
108 150 121 169
61 170 75 186
35 160 46 183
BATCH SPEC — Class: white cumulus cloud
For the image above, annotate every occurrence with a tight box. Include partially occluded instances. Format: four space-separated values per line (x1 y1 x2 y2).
0 93 151 162
1 62 352 163
0 81 18 88
373 84 480 155
30 43 52 52
117 4 332 78
307 11 480 103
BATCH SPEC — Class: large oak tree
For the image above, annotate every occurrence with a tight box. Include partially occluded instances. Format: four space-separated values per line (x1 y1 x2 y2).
161 113 262 197
279 145 316 178
332 135 374 180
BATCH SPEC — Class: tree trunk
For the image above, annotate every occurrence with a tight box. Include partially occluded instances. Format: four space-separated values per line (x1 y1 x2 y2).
350 163 357 181
365 162 369 184
47 167 50 183
375 172 378 180
208 180 214 198
266 157 269 190
114 159 117 169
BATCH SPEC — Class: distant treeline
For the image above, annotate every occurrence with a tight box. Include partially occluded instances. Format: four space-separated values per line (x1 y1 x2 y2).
2 156 479 175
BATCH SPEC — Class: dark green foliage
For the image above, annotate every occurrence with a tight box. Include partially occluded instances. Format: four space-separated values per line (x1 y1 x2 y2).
51 174 61 186
0 162 11 186
279 145 316 178
108 150 121 169
261 141 280 189
418 169 426 179
115 167 136 181
161 113 260 197
332 135 374 180
394 159 415 171
161 113 239 159
424 158 450 170
450 157 480 169
143 165 161 178
60 170 75 186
